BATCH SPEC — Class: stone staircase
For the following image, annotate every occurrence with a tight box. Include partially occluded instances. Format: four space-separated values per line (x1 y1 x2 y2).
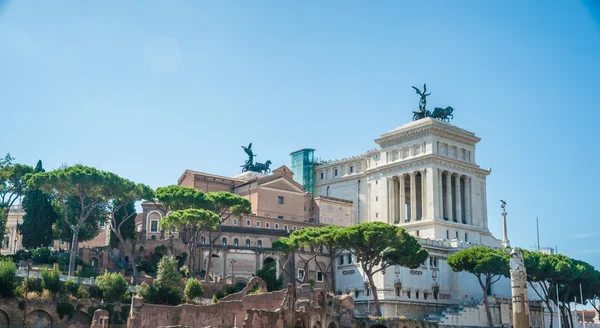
426 299 485 326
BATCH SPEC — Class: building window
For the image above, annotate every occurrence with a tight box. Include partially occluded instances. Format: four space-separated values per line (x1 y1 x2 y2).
320 172 324 179
266 222 270 228
395 287 401 296
430 257 433 266
277 215 284 219
465 233 468 242
407 291 411 299
234 238 239 247
416 291 420 299
375 213 378 218
375 196 378 201
416 230 420 237
338 256 344 265
292 226 297 231
347 254 353 264
446 230 449 239
233 219 238 225
455 231 459 239
200 236 206 244
245 239 251 247
433 287 439 300
317 271 323 282
256 221 261 227
354 291 359 298
246 220 251 226
275 223 279 229
297 269 305 280
350 166 354 173
278 196 284 204
257 240 262 248
334 169 338 176
319 245 324 253
284 225 288 231
222 238 227 246
366 288 370 296
424 292 428 300
150 221 158 232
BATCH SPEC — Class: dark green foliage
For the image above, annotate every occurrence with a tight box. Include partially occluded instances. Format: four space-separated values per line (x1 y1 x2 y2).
184 278 203 302
254 261 283 292
53 196 105 243
138 256 182 305
31 247 52 264
76 285 89 299
0 259 17 296
20 160 58 249
109 201 136 248
57 302 75 319
0 154 33 236
137 258 158 273
96 272 128 302
88 285 100 298
13 249 30 262
22 276 42 293
155 185 215 211
64 278 79 295
40 267 62 294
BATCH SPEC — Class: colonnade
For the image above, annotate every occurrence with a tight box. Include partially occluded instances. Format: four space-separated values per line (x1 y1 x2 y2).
387 169 474 225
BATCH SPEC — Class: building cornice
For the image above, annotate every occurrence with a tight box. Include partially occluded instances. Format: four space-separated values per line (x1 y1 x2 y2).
366 154 490 177
375 118 480 148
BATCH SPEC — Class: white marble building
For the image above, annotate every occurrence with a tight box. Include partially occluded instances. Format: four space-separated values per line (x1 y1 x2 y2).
313 118 538 318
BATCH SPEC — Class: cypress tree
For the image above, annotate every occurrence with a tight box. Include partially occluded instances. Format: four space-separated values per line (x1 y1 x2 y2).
20 160 58 249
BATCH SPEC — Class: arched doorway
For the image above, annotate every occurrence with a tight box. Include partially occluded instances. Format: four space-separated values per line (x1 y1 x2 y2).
263 257 276 268
26 309 52 328
175 255 184 268
369 325 387 328
0 309 9 327
66 311 91 328
327 323 336 328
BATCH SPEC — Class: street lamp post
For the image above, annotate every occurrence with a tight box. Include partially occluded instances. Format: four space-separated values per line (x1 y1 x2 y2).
230 260 236 285
21 254 31 328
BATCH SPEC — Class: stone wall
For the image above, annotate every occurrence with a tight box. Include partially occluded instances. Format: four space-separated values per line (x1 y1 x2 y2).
128 278 355 328
0 298 96 328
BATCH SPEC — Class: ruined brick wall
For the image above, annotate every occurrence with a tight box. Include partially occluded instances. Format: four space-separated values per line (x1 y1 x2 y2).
0 298 96 328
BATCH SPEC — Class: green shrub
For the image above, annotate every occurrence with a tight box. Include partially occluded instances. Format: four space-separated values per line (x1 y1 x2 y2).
137 256 182 305
154 245 166 255
137 259 157 273
22 276 43 293
179 265 189 278
184 278 203 302
31 248 52 264
76 266 98 278
88 285 100 298
212 294 218 303
57 302 75 319
96 272 128 302
76 285 90 299
0 259 17 297
215 291 225 299
40 267 62 294
13 249 30 262
64 278 79 295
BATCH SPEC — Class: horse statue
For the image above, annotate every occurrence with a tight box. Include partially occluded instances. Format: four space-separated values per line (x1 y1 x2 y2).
430 106 454 122
253 160 272 174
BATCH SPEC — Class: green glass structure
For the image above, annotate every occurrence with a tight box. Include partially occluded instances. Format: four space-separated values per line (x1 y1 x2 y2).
290 148 315 195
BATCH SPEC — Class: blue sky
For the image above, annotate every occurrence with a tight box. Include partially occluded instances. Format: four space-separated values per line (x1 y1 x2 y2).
1 1 599 267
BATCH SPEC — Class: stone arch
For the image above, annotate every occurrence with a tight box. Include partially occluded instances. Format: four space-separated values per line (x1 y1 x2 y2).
263 256 276 269
26 309 52 328
0 309 9 327
327 322 337 328
66 311 91 328
295 317 307 328
90 257 100 268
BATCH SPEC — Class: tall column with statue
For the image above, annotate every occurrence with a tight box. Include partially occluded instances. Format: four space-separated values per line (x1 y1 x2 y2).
510 248 530 328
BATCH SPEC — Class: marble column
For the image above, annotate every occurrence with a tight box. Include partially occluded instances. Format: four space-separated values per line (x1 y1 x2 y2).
445 171 453 221
465 176 472 225
437 169 443 220
454 174 462 223
388 178 395 224
399 175 406 223
420 170 426 220
409 172 417 222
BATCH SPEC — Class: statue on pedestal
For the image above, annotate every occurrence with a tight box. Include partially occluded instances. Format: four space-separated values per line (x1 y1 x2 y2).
241 143 272 174
411 84 454 122
509 248 530 328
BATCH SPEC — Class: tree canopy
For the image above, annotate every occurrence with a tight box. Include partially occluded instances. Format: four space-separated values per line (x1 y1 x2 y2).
155 185 214 212
0 154 33 236
20 160 58 249
447 246 509 327
27 164 126 276
335 222 428 316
